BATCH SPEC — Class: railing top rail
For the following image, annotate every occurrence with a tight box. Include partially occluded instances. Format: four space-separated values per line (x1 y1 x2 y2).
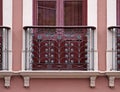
23 25 96 30
0 26 11 30
108 26 120 30
37 0 83 1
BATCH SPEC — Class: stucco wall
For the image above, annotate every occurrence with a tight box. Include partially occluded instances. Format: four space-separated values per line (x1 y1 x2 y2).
0 0 119 91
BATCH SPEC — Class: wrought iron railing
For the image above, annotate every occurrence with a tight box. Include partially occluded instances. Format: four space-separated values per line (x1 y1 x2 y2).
23 26 95 70
108 26 120 70
0 26 10 70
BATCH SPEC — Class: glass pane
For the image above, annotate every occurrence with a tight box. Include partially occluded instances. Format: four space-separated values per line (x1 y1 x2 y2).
64 1 83 25
38 1 56 25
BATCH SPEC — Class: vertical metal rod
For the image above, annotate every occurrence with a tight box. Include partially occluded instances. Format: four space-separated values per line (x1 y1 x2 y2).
6 28 9 70
25 28 27 70
112 28 117 70
87 28 90 70
91 28 94 70
115 28 117 70
2 28 4 70
112 28 113 70
29 28 33 70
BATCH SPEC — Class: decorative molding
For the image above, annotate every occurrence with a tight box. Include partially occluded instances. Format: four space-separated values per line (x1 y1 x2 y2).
4 76 11 88
3 71 120 88
2 71 120 88
23 76 30 87
90 76 96 87
20 71 100 78
108 76 115 88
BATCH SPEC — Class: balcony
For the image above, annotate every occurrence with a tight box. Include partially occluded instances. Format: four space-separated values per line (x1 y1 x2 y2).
23 26 96 71
21 26 99 87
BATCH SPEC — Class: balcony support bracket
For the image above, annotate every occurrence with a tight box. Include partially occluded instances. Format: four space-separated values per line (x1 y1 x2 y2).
4 76 11 88
108 76 115 88
23 76 30 87
90 76 96 87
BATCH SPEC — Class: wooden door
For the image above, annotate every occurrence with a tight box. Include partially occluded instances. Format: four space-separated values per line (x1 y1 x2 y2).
32 0 87 70
0 0 2 70
0 0 2 25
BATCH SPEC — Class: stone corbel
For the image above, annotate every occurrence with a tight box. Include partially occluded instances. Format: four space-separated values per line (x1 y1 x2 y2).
90 76 96 87
108 76 115 88
23 76 30 87
4 76 11 88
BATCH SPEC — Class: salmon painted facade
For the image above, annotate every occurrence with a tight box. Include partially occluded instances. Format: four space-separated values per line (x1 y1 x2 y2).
0 0 120 92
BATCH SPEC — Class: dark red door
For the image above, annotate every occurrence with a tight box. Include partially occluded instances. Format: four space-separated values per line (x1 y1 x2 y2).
0 0 2 70
32 0 87 70
0 0 2 25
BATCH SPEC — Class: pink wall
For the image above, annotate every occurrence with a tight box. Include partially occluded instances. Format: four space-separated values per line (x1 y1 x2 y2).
12 0 22 70
0 0 118 91
98 0 107 71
